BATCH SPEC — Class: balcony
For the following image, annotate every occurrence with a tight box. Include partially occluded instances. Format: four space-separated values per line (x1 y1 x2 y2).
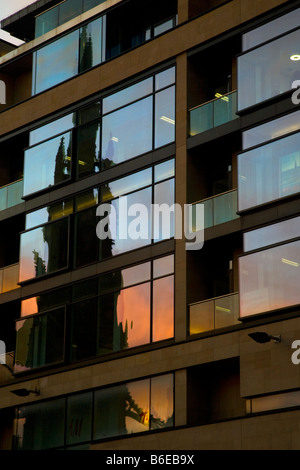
0 180 23 211
189 91 238 136
189 292 240 335
192 189 239 229
0 263 20 294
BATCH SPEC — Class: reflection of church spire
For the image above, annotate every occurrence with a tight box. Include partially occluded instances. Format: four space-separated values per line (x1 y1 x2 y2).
80 26 93 71
32 249 46 277
54 135 70 184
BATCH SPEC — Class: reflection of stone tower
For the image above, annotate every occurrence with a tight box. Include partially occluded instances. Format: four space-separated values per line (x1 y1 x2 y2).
78 26 100 176
53 135 71 184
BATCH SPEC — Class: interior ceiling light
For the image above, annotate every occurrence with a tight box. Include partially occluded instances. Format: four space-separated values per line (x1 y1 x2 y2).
160 116 175 124
282 258 299 267
290 54 300 61
215 92 229 102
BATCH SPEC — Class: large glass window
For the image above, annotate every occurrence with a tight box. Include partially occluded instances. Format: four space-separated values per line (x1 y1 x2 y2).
79 17 104 73
239 240 300 317
75 159 175 267
238 28 300 111
93 375 173 440
14 373 174 449
23 131 72 196
19 217 69 283
25 67 175 196
242 110 300 150
238 132 300 211
244 216 300 252
66 392 93 446
19 255 174 366
33 30 80 95
14 399 66 450
101 97 153 167
14 307 65 373
242 7 300 51
70 255 174 361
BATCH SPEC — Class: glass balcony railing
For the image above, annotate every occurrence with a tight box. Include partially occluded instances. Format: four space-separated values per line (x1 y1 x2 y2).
0 263 20 294
0 179 23 211
35 0 107 38
189 292 240 335
189 91 238 136
192 189 239 229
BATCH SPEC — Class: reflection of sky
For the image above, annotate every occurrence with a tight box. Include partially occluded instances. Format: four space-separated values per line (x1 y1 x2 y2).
102 97 153 164
24 133 71 196
240 240 300 316
117 283 150 348
19 228 49 282
29 114 74 146
35 31 79 94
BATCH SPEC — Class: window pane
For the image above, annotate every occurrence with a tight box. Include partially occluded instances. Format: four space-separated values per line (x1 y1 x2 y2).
101 187 152 258
101 168 152 202
71 298 98 361
153 179 175 242
239 240 300 317
103 78 153 114
66 392 93 445
29 113 75 146
25 199 73 230
34 30 79 94
154 158 175 182
94 379 150 440
15 399 65 450
150 374 174 429
24 132 72 196
121 262 151 287
76 121 100 178
238 28 300 111
154 18 175 36
242 7 300 51
244 216 300 252
153 255 174 278
79 17 103 73
19 218 69 282
75 206 99 267
77 101 101 125
14 307 65 372
242 110 300 150
155 86 175 148
238 132 300 211
99 283 151 353
101 97 153 168
21 287 71 317
76 188 99 211
155 67 175 90
152 275 174 342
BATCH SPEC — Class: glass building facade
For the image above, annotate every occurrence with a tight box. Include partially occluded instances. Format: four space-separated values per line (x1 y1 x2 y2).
1 0 300 452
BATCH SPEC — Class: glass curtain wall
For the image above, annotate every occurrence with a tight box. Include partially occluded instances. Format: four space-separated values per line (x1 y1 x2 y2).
238 110 300 211
238 15 300 111
17 255 174 368
239 217 300 317
25 67 175 197
14 374 174 449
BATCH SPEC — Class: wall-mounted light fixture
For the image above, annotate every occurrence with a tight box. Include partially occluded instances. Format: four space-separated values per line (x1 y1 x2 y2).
10 387 40 397
248 332 281 344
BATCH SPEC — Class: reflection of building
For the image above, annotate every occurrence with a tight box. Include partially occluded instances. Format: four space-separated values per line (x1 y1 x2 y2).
1 0 300 452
